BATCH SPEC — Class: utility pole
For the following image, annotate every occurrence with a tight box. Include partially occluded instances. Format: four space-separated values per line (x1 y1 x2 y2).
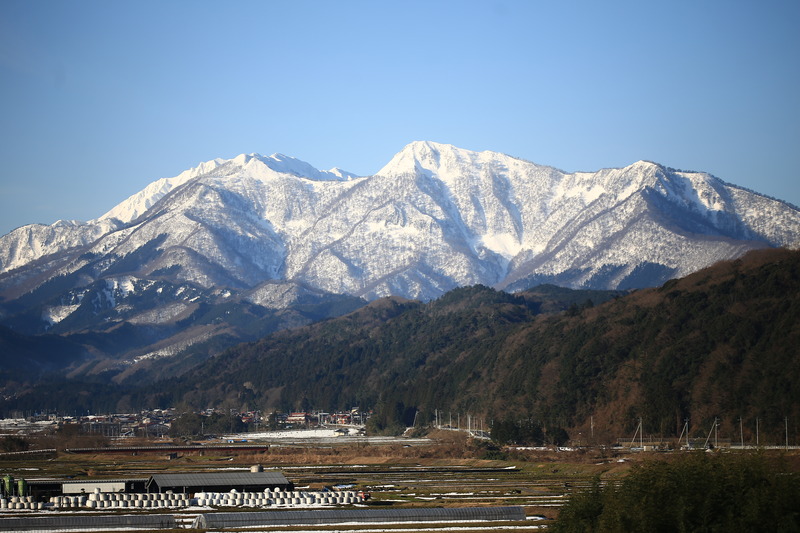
640 418 643 449
630 418 643 449
685 419 690 449
678 418 690 449
739 417 744 449
703 417 718 449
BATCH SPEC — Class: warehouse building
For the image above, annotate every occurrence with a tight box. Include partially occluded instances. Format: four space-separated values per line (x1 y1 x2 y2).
146 470 292 494
26 478 148 501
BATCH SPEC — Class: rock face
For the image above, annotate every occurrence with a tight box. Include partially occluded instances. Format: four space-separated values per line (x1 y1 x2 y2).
1 141 799 335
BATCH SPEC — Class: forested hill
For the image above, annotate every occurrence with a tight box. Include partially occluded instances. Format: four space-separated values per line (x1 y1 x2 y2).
153 248 798 441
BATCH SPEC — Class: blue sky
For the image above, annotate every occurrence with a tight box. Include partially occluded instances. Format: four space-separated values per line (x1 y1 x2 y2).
1 1 798 236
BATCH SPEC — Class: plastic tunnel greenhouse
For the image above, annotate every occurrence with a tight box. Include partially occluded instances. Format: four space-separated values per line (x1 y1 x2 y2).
192 506 526 528
0 513 177 531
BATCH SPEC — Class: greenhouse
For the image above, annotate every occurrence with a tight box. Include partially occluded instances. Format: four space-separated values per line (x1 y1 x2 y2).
192 506 526 528
0 513 177 531
147 470 292 493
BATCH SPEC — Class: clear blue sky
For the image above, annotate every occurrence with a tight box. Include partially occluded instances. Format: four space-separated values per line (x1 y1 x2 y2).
1 1 798 236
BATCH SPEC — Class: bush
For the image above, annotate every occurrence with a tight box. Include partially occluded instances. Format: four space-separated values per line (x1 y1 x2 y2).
551 452 800 533
0 435 29 452
552 477 605 533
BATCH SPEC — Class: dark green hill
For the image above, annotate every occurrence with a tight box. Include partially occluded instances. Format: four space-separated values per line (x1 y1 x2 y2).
0 324 88 381
131 249 797 443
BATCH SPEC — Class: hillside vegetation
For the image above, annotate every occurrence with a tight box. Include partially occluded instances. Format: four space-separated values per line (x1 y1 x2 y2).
3 248 798 445
149 248 799 442
553 452 800 532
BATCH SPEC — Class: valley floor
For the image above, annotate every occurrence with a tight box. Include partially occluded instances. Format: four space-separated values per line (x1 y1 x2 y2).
1 430 798 531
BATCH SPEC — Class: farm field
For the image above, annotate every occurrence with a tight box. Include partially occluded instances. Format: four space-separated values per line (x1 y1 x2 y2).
0 428 640 531
4 428 796 531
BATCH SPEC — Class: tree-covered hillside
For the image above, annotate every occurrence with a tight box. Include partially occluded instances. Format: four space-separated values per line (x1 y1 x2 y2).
142 248 799 442
3 248 798 446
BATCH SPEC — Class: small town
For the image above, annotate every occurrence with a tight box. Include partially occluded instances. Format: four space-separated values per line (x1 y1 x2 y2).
1 407 371 441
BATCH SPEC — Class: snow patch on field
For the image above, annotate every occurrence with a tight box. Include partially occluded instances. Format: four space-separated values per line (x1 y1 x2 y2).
224 428 358 440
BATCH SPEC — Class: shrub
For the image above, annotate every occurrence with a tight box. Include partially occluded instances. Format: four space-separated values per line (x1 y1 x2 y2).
552 452 800 533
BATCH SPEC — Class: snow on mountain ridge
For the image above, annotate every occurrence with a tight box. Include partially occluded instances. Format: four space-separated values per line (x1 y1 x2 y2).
96 157 226 224
257 153 359 181
2 141 797 383
96 153 358 228
0 217 121 275
377 141 519 179
0 153 361 275
1 142 799 306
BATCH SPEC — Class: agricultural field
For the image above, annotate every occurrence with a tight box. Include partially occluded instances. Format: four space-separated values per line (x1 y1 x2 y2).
0 428 641 531
3 428 796 531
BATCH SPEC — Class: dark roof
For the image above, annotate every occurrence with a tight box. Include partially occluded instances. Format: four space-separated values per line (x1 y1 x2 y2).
28 478 149 485
148 471 290 488
193 507 527 528
0 514 177 531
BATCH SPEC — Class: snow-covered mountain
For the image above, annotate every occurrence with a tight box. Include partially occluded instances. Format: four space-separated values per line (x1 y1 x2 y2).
2 141 799 335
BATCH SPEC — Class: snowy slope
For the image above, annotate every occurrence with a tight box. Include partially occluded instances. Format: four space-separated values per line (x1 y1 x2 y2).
1 141 799 326
0 218 121 276
96 158 226 224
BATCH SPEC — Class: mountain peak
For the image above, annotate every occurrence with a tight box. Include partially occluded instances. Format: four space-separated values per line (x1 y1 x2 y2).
403 140 467 161
405 140 453 153
3 141 799 304
377 140 467 177
629 160 662 171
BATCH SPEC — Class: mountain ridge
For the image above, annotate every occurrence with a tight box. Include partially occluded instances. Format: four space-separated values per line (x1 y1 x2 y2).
1 142 798 382
4 248 794 444
3 142 797 286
